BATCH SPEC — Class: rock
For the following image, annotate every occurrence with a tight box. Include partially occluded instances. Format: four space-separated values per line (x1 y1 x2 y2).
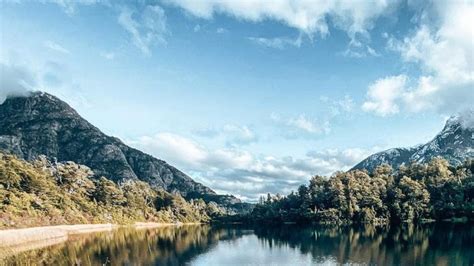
352 114 474 173
0 91 240 206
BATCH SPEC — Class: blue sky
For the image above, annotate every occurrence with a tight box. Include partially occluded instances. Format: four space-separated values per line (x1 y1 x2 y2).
1 0 473 201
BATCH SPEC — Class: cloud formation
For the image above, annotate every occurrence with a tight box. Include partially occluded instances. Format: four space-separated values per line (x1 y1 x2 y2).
165 0 399 42
0 63 36 104
270 95 355 138
50 0 99 15
362 75 407 116
118 5 168 55
364 1 474 116
271 113 331 138
44 40 70 54
194 124 258 146
128 132 374 201
248 35 302 49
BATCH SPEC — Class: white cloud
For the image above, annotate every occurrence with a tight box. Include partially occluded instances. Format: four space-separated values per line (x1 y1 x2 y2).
341 44 380 58
128 132 375 202
362 75 407 116
248 35 302 49
222 124 258 146
165 0 398 37
165 0 400 45
44 40 70 54
330 94 355 115
49 0 100 15
132 133 207 168
194 124 258 146
271 113 330 137
457 109 474 129
0 63 36 104
306 148 375 170
0 56 91 110
118 5 168 55
271 95 355 138
366 1 474 116
288 115 327 134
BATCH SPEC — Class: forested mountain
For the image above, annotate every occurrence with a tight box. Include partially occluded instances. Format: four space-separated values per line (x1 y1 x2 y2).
0 92 240 206
353 115 474 173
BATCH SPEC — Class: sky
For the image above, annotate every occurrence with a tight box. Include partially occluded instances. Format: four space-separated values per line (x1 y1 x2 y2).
0 0 473 202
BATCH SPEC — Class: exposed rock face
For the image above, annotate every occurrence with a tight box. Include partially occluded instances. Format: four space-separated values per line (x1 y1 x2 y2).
352 115 474 173
0 92 241 205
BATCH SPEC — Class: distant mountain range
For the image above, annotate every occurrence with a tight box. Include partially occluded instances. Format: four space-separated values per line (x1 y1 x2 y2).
0 92 241 207
353 115 474 172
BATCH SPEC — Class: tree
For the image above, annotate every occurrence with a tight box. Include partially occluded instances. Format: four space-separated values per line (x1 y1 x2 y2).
93 177 126 206
389 176 430 223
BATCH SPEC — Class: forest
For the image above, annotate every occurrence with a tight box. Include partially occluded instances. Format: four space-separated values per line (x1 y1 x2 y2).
1 151 473 228
243 158 474 225
0 153 222 228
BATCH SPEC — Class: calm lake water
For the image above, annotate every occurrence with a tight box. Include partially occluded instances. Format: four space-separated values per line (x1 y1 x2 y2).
2 223 473 265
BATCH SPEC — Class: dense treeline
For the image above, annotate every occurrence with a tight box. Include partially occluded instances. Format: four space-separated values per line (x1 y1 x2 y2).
0 153 222 228
2 151 472 228
248 158 473 225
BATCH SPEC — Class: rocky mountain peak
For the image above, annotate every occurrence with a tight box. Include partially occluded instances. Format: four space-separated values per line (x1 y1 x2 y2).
0 91 242 206
352 114 473 173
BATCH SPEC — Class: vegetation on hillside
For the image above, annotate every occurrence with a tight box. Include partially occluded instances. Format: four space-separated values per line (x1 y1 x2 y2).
1 150 472 228
0 153 222 228
237 158 473 225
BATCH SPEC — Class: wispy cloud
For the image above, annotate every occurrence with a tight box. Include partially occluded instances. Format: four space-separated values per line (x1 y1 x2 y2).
118 5 168 55
49 0 100 15
194 124 258 147
271 113 330 138
248 35 302 49
166 0 401 48
44 40 70 54
341 44 380 58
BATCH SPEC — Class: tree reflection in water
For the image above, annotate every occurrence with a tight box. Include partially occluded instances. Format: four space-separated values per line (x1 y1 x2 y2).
3 223 473 265
253 223 474 265
3 225 242 265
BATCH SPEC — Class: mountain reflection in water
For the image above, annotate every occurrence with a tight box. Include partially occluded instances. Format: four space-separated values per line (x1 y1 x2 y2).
3 223 473 265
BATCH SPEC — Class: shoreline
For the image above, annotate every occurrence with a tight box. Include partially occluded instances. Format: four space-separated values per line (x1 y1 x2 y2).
0 222 200 259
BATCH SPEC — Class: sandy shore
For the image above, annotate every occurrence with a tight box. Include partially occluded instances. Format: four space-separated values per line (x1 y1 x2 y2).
0 224 116 247
0 222 194 258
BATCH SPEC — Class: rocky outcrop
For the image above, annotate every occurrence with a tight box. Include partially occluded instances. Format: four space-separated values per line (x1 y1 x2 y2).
0 92 240 205
352 115 474 173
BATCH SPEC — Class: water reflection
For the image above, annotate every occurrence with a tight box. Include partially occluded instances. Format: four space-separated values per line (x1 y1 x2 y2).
2 223 473 265
252 224 474 265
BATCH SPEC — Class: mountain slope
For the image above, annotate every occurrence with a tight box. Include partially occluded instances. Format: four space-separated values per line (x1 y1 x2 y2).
0 92 240 205
352 115 474 172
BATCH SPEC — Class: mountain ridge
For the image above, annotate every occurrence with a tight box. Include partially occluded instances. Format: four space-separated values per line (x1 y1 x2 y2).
0 91 240 206
352 115 474 172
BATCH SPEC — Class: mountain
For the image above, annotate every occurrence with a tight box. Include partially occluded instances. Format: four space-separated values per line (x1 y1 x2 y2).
352 115 474 173
0 91 240 206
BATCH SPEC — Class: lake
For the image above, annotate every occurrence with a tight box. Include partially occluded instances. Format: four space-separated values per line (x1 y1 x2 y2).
2 223 473 265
